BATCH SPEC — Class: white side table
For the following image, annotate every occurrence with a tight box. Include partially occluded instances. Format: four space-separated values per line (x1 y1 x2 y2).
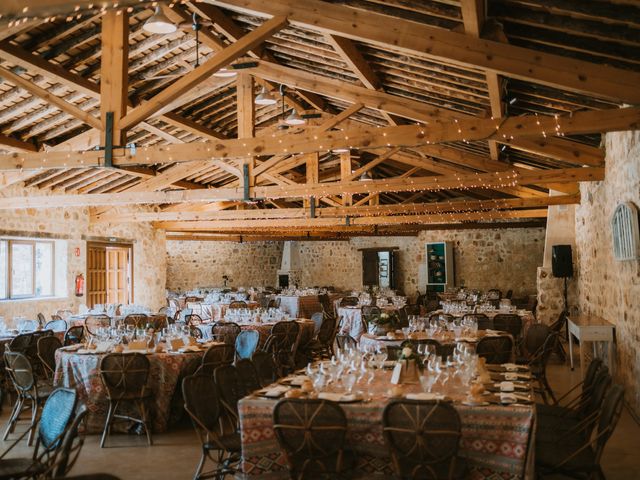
567 315 616 377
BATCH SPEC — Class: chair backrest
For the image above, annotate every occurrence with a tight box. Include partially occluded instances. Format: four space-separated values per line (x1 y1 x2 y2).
8 332 33 353
228 301 247 309
403 304 421 317
476 335 514 364
493 314 523 338
361 305 381 319
339 296 359 307
235 358 262 396
44 319 68 332
521 323 551 358
211 322 241 345
123 314 148 328
310 312 324 336
198 344 235 375
56 310 73 320
579 368 612 421
214 364 241 420
37 388 78 452
27 330 53 363
182 374 223 437
428 313 454 324
184 314 203 326
273 398 348 477
235 330 260 360
251 351 277 387
269 321 300 353
462 313 492 330
37 313 47 325
318 293 333 317
593 384 625 462
190 325 204 339
382 399 463 479
317 315 337 344
335 333 357 351
580 358 604 406
84 315 110 335
64 326 85 346
99 353 150 400
4 351 35 393
37 335 63 378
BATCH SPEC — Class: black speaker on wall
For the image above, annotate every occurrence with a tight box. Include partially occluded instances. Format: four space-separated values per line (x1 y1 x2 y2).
552 245 573 278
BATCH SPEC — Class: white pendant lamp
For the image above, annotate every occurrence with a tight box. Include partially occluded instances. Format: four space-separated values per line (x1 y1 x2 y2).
213 67 237 77
359 170 373 181
143 6 177 34
255 86 277 105
284 109 306 125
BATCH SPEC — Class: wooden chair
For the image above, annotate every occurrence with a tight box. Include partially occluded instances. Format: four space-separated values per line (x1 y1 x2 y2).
475 335 514 364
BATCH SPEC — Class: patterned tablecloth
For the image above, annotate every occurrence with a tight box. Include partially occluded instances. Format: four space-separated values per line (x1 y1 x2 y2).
337 306 400 340
54 348 203 433
238 370 535 480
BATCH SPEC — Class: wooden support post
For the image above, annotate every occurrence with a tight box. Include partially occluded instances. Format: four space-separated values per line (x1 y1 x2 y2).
100 9 129 147
304 152 319 209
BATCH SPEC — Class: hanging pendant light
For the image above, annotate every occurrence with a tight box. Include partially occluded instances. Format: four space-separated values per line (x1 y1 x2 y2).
213 67 237 77
143 6 177 34
255 86 277 105
359 170 373 181
285 109 306 125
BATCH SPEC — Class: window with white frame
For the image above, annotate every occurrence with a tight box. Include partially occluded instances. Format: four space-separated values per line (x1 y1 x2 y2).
611 202 640 261
0 238 56 300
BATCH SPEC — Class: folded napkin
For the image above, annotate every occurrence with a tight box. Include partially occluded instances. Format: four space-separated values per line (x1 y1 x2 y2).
178 345 202 353
500 392 531 403
502 363 525 371
260 385 290 398
503 372 531 381
498 381 515 392
284 375 310 386
317 392 359 402
405 392 445 401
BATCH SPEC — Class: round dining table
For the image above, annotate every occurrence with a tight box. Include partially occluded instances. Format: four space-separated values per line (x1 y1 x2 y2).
54 347 203 433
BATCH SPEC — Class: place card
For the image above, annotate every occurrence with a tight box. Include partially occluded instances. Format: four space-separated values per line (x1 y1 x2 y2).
258 386 290 398
128 340 147 350
170 338 185 351
390 363 403 384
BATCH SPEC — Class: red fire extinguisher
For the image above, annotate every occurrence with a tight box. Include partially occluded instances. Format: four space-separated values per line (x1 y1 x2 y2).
75 274 84 297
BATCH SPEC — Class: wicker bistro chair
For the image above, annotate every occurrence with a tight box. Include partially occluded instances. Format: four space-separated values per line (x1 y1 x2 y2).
44 319 68 332
335 334 357 352
98 353 152 448
7 333 33 356
462 313 492 330
84 315 111 336
197 344 234 376
273 398 352 480
361 306 381 333
517 323 551 363
536 384 625 480
228 301 247 309
318 293 334 318
251 351 278 387
235 330 260 361
64 326 85 346
25 330 54 376
36 336 63 381
493 314 524 340
428 313 454 324
264 321 300 377
310 312 324 337
382 399 466 480
3 352 52 445
36 313 46 327
213 364 242 426
527 331 560 404
475 335 514 364
339 297 359 307
211 322 241 346
0 388 85 480
123 314 148 329
182 374 241 480
309 315 338 360
185 314 204 327
235 359 262 397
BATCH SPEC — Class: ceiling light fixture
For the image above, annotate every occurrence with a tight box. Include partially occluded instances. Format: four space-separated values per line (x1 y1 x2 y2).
143 6 177 34
255 86 277 105
285 109 306 126
359 170 373 181
213 67 237 77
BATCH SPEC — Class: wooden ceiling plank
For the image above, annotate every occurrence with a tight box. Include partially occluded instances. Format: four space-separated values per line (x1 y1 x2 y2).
0 133 38 152
209 0 640 103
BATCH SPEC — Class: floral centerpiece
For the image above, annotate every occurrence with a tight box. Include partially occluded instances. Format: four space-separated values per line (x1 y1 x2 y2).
368 311 399 336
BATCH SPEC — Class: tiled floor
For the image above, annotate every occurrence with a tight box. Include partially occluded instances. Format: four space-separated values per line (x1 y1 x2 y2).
0 360 638 479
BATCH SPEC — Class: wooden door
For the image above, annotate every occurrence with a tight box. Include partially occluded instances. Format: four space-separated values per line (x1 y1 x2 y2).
87 245 107 307
390 250 400 290
87 243 132 308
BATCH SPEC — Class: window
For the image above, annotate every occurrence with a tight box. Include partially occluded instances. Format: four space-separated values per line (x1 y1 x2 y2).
0 238 56 300
611 202 640 261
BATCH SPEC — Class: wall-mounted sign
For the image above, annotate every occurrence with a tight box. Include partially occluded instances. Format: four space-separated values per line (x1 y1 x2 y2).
74 247 81 257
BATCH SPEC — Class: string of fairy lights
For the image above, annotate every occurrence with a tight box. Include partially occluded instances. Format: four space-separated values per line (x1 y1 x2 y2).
0 2 575 226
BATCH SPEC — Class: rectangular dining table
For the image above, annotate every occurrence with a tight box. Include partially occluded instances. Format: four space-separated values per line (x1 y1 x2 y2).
237 372 536 480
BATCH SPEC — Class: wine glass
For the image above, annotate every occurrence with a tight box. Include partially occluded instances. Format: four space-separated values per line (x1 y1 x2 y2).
343 373 356 394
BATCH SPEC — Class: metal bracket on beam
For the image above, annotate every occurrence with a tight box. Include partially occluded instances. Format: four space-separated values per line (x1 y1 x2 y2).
345 216 350 226
243 163 251 201
309 196 316 218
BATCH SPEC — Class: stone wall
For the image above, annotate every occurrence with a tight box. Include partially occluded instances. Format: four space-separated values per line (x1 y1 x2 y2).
166 227 545 299
165 240 282 291
575 130 640 416
0 184 166 321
